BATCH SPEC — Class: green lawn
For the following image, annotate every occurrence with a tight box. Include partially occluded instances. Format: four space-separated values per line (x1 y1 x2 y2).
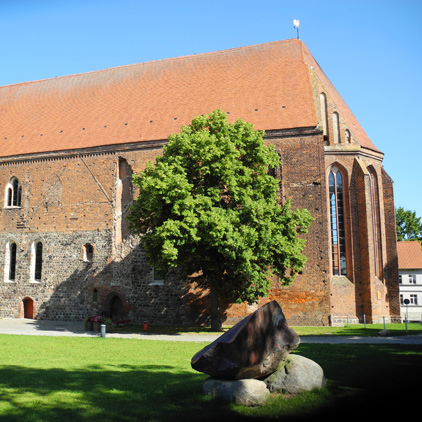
114 321 422 337
0 334 420 421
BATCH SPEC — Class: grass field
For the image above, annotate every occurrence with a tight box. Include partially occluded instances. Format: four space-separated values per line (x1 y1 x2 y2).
0 332 421 421
140 322 422 337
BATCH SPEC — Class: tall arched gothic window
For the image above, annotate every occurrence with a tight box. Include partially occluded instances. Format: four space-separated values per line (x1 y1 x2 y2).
368 168 383 279
6 177 22 207
329 167 347 276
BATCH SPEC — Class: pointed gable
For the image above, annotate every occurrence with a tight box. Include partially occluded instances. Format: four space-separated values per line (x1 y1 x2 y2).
301 43 380 153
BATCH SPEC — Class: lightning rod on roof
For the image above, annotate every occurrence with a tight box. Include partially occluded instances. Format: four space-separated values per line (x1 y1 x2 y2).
293 19 300 39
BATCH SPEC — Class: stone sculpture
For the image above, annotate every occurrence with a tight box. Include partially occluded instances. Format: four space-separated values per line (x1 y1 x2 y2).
191 300 300 380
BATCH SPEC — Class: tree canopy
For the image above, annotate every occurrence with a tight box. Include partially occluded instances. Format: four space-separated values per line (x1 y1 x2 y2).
128 110 313 330
396 207 422 241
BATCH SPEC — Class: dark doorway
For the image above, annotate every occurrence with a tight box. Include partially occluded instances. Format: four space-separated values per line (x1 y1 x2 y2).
110 295 125 321
23 298 34 319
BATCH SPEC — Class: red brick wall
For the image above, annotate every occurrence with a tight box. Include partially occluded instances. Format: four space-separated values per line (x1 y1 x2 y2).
219 131 332 326
0 134 400 325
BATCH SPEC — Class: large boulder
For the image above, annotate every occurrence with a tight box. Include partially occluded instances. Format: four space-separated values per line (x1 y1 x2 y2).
264 354 326 394
203 378 270 406
191 300 300 379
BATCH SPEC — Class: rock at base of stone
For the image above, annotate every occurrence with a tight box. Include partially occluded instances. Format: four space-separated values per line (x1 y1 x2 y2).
203 378 270 406
264 354 326 394
378 329 391 337
191 300 300 380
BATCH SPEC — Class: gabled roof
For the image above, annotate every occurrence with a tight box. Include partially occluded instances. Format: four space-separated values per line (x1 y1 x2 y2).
398 241 422 269
0 39 379 158
301 44 379 153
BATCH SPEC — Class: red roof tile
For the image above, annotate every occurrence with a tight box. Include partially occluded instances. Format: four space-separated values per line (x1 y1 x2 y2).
397 241 422 269
0 39 379 158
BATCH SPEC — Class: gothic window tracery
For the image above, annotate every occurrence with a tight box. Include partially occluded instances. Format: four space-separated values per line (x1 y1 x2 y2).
5 177 22 208
329 167 347 276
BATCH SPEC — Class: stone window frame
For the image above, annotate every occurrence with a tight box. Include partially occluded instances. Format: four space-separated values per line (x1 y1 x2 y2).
30 240 43 283
4 240 18 282
150 267 165 286
82 243 95 262
328 165 348 277
5 177 22 208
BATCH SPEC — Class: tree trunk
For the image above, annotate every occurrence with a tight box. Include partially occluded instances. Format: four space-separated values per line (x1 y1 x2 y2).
210 283 222 332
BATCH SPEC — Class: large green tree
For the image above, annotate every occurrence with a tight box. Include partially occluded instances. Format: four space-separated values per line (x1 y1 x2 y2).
128 110 313 330
396 207 422 241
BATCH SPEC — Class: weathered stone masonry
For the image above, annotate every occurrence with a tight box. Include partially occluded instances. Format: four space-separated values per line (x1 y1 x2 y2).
0 149 192 323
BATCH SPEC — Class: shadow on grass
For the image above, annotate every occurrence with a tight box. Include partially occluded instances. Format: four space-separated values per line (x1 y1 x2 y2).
292 343 422 419
0 364 254 422
1 344 421 421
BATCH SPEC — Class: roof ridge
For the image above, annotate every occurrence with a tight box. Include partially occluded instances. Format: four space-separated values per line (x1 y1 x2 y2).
0 39 299 90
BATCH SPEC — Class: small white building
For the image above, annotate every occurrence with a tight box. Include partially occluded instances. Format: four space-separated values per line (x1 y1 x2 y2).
398 241 422 322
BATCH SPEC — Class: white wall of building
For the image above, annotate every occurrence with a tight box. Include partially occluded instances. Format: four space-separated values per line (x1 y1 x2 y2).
399 269 422 322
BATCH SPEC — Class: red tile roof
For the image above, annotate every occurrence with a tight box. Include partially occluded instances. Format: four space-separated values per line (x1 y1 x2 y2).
0 39 379 158
397 241 422 269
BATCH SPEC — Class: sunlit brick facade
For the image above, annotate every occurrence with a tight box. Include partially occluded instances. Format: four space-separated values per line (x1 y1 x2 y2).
0 39 400 325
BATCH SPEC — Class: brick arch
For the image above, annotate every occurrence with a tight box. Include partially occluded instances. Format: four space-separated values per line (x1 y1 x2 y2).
5 176 22 207
367 165 383 280
18 296 36 319
326 162 348 181
103 291 128 322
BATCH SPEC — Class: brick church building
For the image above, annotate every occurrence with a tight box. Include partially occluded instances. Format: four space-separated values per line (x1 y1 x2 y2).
0 39 400 326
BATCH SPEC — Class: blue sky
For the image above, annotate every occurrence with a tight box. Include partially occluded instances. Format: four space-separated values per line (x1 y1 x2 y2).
1 0 421 219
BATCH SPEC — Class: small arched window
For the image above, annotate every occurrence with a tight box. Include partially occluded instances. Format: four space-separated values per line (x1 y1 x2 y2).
5 177 22 208
83 243 94 262
345 129 351 143
329 167 347 276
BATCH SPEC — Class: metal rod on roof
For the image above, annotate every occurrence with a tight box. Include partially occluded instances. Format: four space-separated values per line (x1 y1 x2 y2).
293 19 300 39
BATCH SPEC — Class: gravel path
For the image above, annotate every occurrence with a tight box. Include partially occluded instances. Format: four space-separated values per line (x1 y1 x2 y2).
1 318 421 344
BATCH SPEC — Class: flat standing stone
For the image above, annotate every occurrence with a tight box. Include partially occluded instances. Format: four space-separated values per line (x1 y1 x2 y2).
191 300 300 379
203 378 270 406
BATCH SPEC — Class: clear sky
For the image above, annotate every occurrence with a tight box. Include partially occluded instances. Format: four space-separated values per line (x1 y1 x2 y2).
1 0 421 218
